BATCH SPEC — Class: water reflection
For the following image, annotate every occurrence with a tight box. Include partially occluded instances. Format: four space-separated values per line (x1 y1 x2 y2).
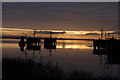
57 44 92 49
2 39 119 79
16 38 120 65
18 39 92 57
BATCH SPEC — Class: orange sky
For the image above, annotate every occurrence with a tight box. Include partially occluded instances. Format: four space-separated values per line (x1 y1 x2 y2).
1 28 117 39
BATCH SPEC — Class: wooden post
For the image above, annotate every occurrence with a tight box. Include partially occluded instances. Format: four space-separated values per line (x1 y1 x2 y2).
101 29 104 40
108 33 109 39
105 31 106 40
50 32 52 38
33 29 36 38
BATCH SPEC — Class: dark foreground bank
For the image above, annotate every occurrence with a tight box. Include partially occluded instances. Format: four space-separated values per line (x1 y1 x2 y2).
2 57 118 80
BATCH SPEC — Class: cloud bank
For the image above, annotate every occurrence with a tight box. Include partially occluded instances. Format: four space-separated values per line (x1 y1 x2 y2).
2 2 118 31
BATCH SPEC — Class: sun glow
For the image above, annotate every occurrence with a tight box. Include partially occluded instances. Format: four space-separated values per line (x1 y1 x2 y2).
1 28 116 39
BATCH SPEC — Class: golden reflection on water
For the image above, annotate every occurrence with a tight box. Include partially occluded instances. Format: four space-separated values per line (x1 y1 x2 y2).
2 43 92 50
2 43 19 48
2 43 92 49
57 40 92 44
2 39 19 41
1 39 93 49
57 40 93 49
57 44 92 49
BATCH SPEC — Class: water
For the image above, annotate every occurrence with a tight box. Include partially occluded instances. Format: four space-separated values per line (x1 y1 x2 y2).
2 39 120 79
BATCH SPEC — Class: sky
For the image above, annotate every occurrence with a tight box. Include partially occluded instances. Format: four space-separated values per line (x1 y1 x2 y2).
2 2 118 31
1 2 119 39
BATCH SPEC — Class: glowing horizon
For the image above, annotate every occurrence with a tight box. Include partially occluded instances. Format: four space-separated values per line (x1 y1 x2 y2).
1 27 117 39
1 27 115 34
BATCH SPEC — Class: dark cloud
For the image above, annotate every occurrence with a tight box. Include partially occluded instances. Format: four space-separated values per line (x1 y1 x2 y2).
2 2 118 31
85 33 99 35
109 32 120 34
36 31 66 34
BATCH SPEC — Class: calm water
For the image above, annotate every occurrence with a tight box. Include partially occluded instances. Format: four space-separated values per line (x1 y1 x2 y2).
1 39 120 78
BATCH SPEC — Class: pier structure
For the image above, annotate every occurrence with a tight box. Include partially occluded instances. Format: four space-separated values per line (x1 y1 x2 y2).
93 39 120 52
44 38 56 49
25 29 57 50
93 39 120 64
18 36 26 51
44 31 57 49
93 28 120 64
44 38 56 56
101 29 104 40
26 38 41 50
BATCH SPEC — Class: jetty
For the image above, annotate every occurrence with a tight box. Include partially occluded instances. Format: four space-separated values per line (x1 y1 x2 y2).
26 38 41 50
25 29 57 50
93 29 120 64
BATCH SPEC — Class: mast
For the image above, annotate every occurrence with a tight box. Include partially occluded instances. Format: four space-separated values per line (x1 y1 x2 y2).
101 29 104 40
33 29 36 38
50 32 52 38
105 31 106 39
